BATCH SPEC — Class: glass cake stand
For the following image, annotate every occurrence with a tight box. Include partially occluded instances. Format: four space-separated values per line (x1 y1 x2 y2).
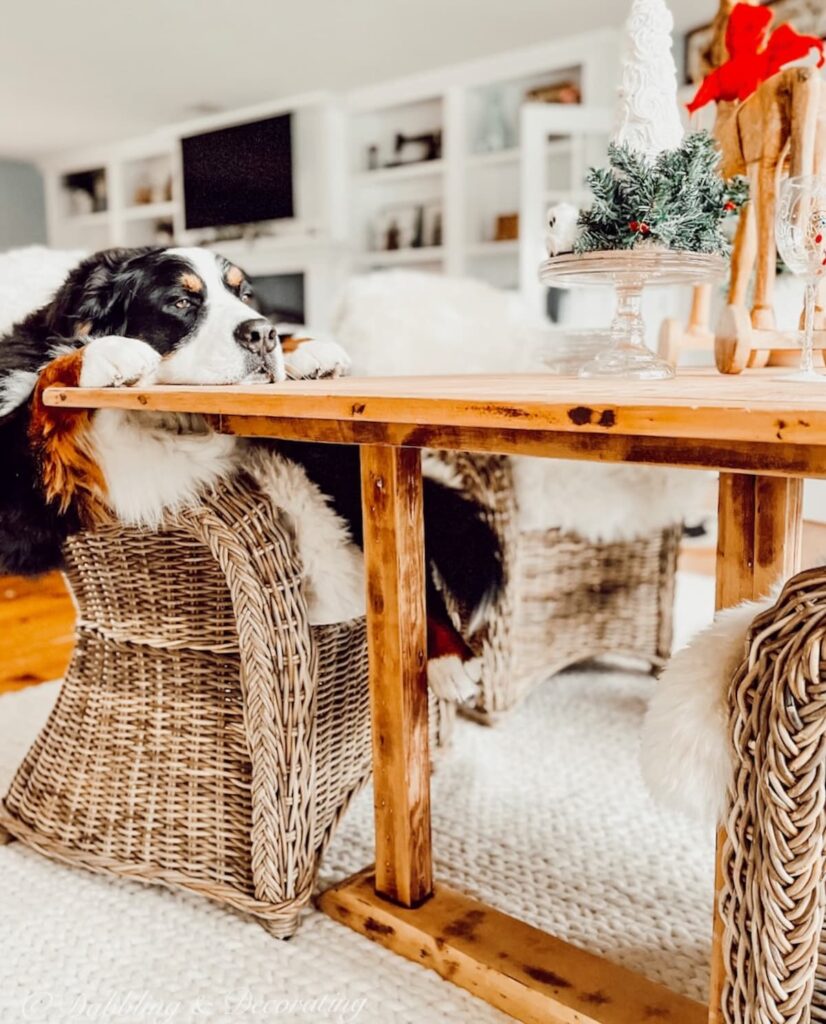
539 250 726 380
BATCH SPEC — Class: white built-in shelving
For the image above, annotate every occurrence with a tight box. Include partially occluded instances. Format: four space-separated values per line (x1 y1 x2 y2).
40 31 620 326
345 30 619 291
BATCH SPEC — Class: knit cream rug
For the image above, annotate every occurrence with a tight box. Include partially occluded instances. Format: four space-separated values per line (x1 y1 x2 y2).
0 573 716 1024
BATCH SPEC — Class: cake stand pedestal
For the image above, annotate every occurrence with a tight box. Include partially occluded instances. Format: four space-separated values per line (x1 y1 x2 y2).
539 250 726 380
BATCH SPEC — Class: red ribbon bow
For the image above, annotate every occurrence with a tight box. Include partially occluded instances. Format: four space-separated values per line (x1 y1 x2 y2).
687 3 825 114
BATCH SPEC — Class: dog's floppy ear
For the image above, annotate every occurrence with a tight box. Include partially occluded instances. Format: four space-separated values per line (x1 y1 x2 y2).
46 247 153 339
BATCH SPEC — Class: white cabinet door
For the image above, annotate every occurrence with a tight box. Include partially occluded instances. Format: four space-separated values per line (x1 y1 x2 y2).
518 104 613 316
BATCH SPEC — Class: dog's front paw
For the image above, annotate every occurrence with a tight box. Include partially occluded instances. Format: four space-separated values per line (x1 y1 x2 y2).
285 339 351 380
427 655 481 704
80 336 161 388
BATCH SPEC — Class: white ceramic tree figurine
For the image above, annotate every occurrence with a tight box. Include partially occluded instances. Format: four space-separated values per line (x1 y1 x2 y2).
612 0 684 160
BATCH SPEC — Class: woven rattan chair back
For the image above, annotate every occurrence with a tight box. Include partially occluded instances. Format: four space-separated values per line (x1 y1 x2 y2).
722 566 826 1023
0 473 372 937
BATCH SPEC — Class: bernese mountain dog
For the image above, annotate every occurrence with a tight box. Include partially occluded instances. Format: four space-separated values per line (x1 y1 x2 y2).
0 246 503 700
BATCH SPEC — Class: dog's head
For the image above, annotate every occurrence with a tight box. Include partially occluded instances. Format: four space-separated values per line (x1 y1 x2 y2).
48 246 285 384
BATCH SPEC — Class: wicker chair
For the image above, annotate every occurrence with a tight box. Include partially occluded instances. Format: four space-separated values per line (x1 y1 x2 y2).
435 452 681 721
0 473 451 936
719 566 826 1024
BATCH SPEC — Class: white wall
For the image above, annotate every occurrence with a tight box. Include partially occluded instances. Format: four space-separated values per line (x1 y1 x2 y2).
0 160 46 251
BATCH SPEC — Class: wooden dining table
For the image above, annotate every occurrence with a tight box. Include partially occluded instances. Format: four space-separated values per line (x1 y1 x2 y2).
44 368 826 1024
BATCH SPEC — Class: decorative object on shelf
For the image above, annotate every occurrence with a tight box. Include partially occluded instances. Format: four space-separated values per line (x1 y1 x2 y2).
422 200 443 248
131 159 173 207
385 129 442 167
493 213 519 242
132 182 154 206
371 204 412 251
540 250 726 379
525 80 581 105
476 89 511 153
154 220 175 245
613 0 684 160
371 201 441 253
366 144 380 171
66 188 94 217
545 202 581 256
63 168 107 215
687 2 824 113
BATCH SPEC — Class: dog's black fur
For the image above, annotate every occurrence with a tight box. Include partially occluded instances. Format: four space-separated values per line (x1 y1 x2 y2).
0 247 503 630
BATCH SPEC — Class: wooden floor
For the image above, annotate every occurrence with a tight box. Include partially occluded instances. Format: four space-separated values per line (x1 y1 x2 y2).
0 572 74 694
1 519 825 696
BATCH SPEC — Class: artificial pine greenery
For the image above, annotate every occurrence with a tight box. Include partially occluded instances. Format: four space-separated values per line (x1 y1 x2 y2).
575 131 749 256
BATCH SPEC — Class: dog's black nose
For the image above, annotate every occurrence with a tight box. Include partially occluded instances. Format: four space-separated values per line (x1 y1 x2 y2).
235 318 278 356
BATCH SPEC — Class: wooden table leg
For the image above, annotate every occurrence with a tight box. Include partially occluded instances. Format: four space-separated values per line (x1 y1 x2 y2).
320 444 707 1023
359 444 432 907
708 472 803 1024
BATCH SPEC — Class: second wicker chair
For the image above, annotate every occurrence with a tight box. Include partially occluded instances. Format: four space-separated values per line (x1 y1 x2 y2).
433 451 680 721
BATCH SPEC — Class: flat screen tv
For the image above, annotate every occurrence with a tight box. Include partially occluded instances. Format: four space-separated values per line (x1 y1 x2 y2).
181 114 294 230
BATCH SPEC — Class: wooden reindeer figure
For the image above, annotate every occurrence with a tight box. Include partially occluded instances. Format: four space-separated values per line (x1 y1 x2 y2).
658 0 826 372
707 3 826 371
715 65 825 371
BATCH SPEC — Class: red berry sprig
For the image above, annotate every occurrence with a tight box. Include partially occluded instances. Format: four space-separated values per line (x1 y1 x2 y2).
724 201 736 212
629 221 651 236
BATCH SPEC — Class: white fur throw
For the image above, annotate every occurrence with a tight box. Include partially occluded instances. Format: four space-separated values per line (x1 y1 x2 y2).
640 594 774 824
242 446 364 625
0 246 85 336
333 270 549 377
334 271 711 541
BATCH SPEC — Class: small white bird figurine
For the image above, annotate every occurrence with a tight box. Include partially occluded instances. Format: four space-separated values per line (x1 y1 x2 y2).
545 202 580 256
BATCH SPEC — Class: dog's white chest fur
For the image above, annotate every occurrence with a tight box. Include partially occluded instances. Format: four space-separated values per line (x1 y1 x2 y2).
89 409 364 625
90 409 239 528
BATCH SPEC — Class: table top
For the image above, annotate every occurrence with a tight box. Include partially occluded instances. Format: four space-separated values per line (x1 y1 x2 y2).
44 368 826 447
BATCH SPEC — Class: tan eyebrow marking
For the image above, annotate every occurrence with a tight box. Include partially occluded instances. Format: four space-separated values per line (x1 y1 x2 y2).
180 272 203 293
224 265 244 288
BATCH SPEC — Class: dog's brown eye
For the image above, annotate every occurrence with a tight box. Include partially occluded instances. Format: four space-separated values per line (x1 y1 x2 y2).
175 298 191 310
